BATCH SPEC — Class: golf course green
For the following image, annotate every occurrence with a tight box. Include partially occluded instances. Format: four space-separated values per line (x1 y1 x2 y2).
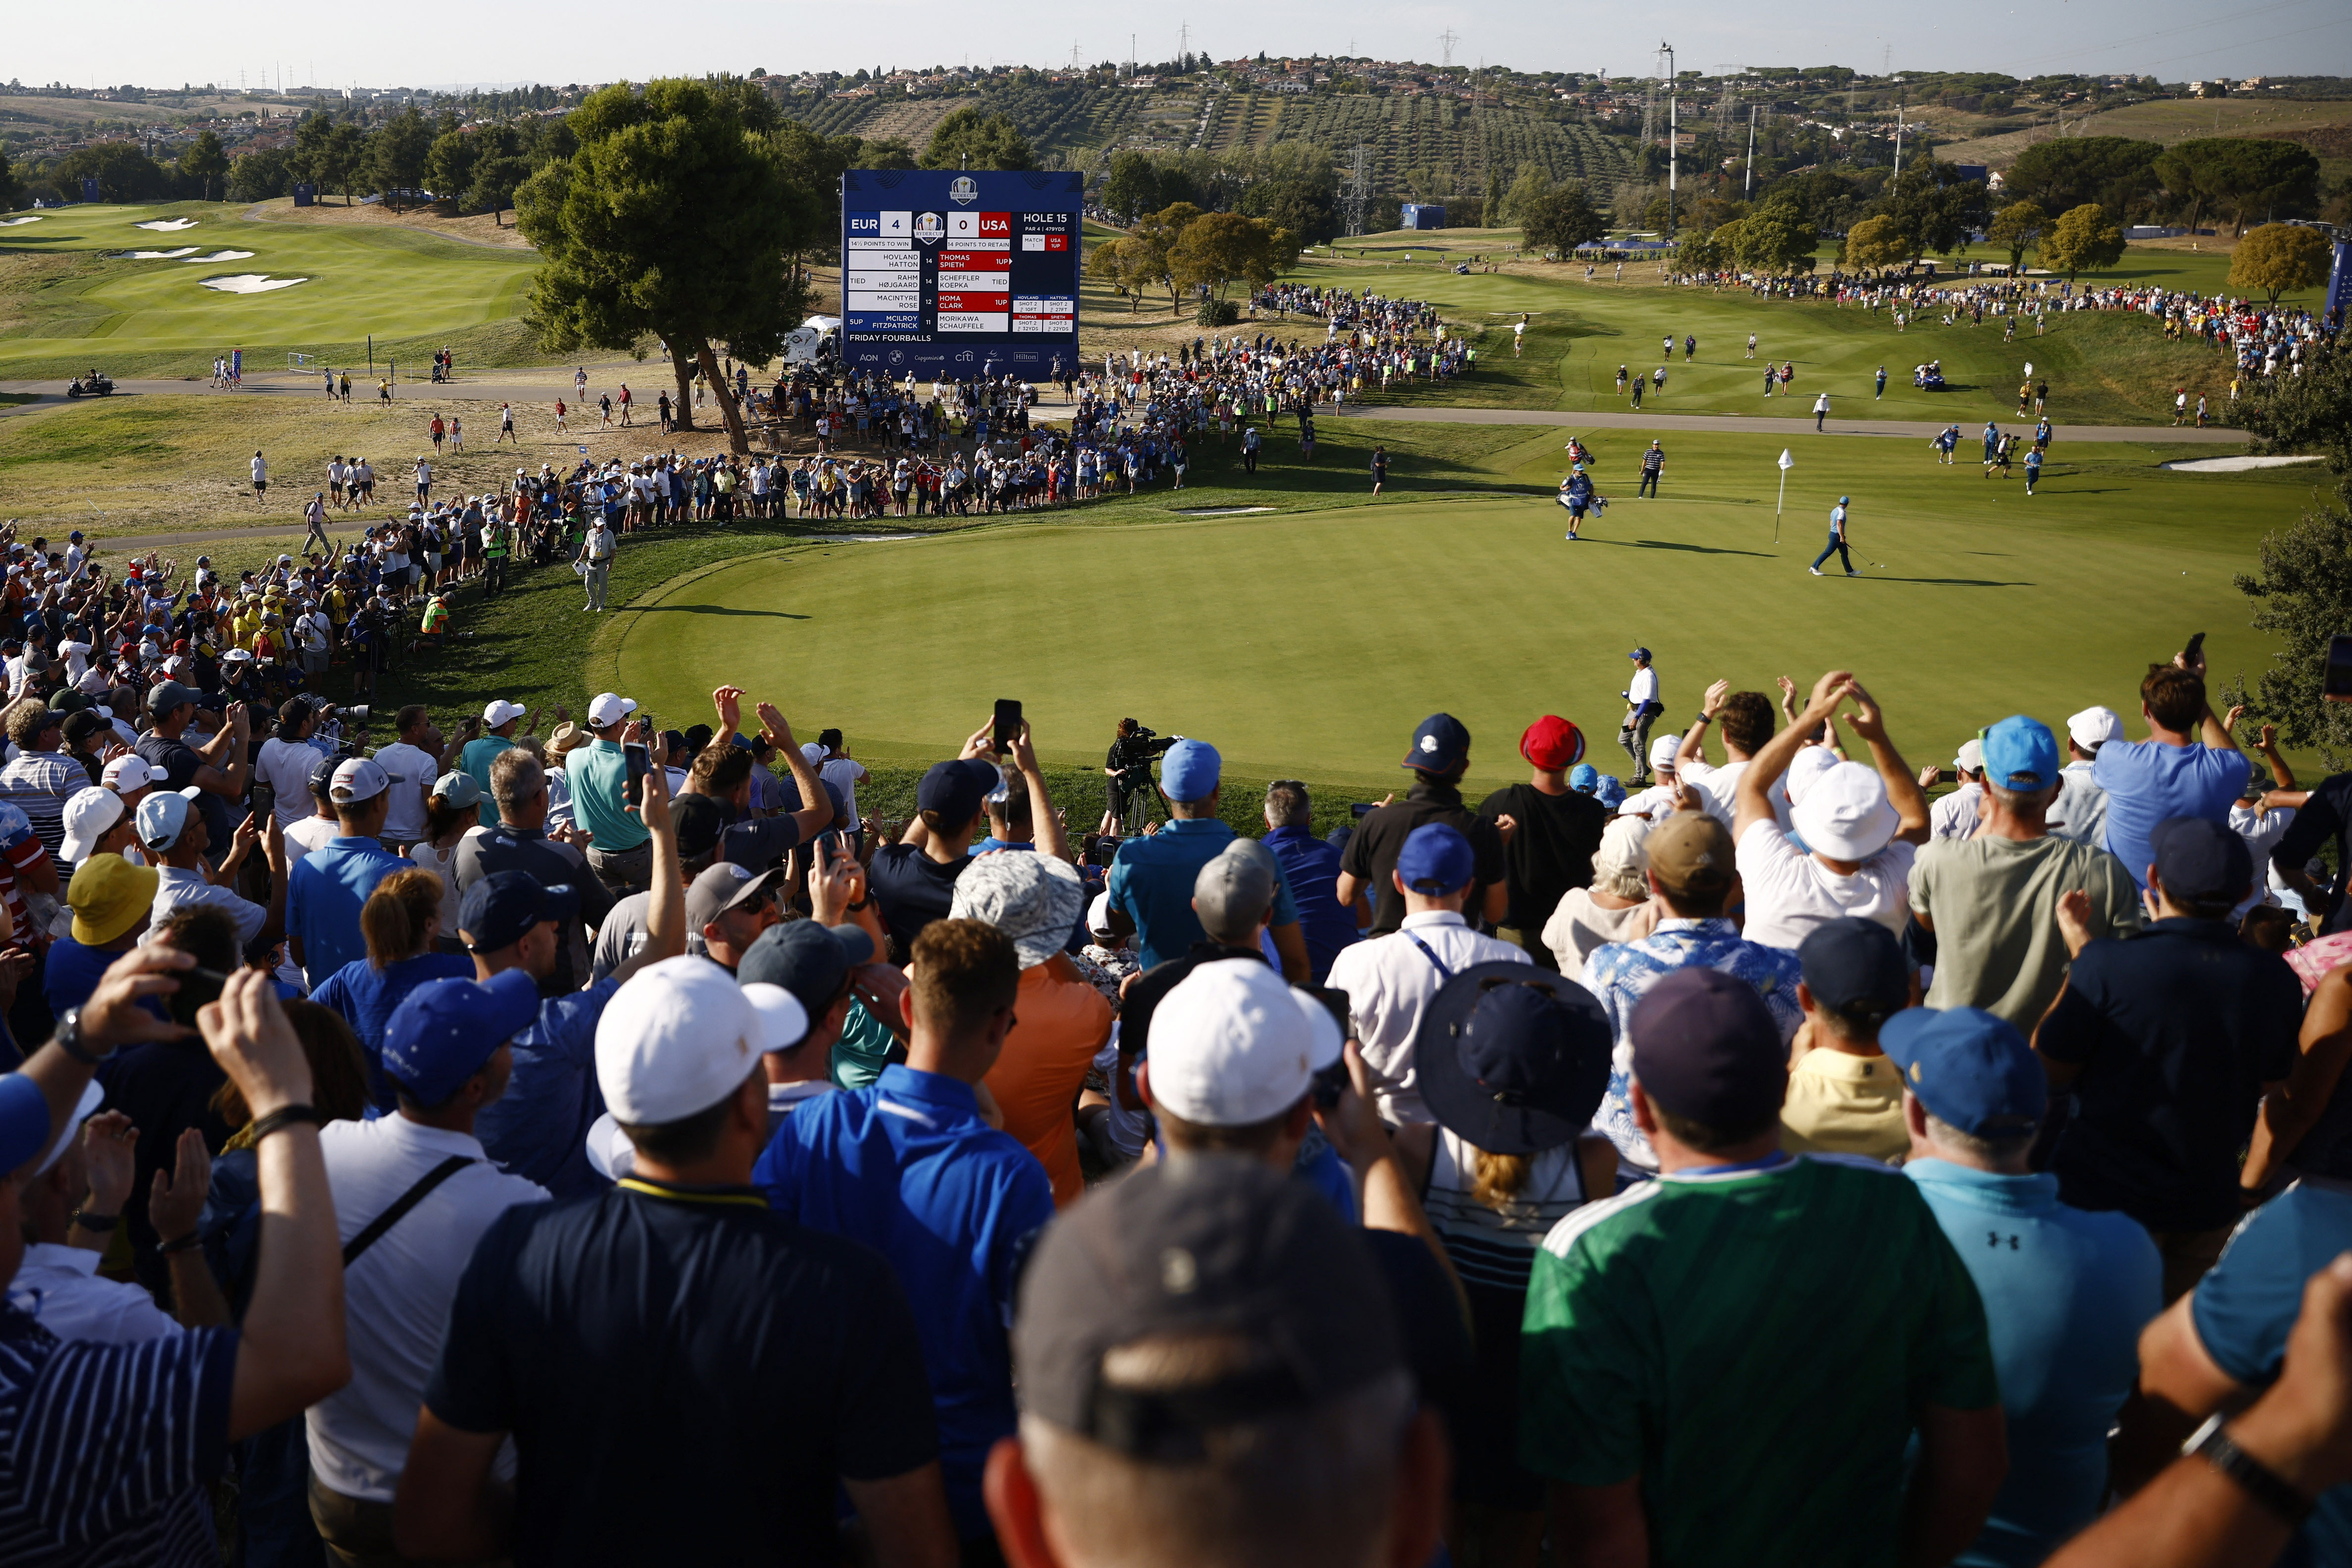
0 201 539 380
602 423 2326 792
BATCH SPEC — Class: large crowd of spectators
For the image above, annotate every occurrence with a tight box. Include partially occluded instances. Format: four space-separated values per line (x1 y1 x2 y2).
7 499 2352 1568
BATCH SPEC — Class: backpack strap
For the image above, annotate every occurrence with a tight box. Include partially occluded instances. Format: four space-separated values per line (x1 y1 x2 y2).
342 1155 475 1268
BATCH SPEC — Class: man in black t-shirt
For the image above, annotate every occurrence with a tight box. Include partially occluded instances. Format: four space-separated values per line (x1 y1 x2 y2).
868 754 998 962
1338 714 1507 937
135 681 248 866
1478 716 1608 969
398 958 952 1567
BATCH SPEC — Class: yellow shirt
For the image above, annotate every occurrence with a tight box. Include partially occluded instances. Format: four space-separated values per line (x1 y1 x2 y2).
232 609 261 649
1779 1046 1909 1164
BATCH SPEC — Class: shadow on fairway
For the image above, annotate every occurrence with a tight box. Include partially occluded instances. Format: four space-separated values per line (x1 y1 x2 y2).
1619 538 1777 558
1865 576 2034 588
641 603 810 620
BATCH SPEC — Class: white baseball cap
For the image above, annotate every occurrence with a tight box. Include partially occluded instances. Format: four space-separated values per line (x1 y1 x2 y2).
60 786 125 864
331 756 390 804
742 982 811 1054
583 1112 636 1182
1085 891 1118 939
1648 734 1682 772
1955 738 1985 775
595 955 762 1125
2067 706 2124 751
483 699 528 728
587 691 637 729
35 1082 105 1177
134 786 206 852
1144 959 1341 1127
800 741 827 764
1784 745 1842 806
1789 761 1900 863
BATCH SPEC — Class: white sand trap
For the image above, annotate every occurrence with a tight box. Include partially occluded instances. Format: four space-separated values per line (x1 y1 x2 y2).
200 274 309 294
134 217 198 231
123 246 199 260
181 249 253 263
0 216 42 227
2160 455 2325 474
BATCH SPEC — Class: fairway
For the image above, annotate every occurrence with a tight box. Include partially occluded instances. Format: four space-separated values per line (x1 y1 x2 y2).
0 201 540 380
606 425 2324 793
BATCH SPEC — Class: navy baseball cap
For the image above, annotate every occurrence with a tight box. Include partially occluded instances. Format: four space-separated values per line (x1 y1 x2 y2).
1979 715 2059 792
917 758 998 825
1397 822 1476 893
381 969 542 1105
1628 968 1785 1131
1797 917 1910 1018
1880 1006 2045 1138
1628 646 1652 662
1160 739 1221 802
2151 815 2254 908
1403 713 1470 773
738 919 877 1020
458 870 581 953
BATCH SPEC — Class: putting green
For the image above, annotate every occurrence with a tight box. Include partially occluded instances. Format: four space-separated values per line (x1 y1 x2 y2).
0 202 538 377
608 426 2323 791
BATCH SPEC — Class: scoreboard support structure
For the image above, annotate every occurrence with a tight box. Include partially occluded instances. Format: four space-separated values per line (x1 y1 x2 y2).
839 169 1084 383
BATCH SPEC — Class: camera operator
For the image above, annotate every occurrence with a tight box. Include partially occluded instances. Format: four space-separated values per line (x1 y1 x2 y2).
1097 717 1177 837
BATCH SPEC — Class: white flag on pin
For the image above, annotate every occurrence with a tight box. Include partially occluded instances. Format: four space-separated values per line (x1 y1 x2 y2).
1777 449 1794 470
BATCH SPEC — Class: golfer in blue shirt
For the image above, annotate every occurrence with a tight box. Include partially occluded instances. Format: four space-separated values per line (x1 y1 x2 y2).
1810 497 1856 577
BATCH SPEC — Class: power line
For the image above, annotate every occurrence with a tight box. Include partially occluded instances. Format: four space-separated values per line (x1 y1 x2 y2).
1438 30 1461 70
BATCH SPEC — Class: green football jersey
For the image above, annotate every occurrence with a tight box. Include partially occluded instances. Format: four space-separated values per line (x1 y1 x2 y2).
1520 1154 1996 1568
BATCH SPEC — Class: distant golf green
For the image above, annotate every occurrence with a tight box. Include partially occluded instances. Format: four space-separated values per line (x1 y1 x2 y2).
607 423 2324 791
0 201 539 379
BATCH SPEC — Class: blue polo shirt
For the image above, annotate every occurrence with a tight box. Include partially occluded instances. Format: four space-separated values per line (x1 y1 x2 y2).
474 978 618 1201
2189 1180 2352 1567
1906 1160 2162 1567
754 1064 1054 1541
287 835 406 989
2092 737 2249 889
1263 824 1359 983
1106 818 1299 972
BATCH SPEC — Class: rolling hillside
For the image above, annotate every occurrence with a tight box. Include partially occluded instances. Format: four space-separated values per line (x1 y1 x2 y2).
1940 95 2352 169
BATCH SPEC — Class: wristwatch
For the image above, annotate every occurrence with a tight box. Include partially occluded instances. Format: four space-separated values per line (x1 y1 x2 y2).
2184 1413 2315 1525
54 1006 103 1068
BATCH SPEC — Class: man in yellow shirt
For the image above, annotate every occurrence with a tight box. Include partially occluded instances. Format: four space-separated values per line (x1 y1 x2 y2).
1781 916 1913 1163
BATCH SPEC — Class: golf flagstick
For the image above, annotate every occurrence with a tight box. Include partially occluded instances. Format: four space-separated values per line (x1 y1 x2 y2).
1775 448 1792 544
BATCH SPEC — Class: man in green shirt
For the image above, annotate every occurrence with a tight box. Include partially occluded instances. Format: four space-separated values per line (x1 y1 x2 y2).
572 690 651 894
1519 967 2007 1568
461 700 532 829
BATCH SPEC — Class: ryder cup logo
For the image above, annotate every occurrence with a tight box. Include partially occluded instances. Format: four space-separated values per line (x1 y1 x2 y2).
949 176 979 205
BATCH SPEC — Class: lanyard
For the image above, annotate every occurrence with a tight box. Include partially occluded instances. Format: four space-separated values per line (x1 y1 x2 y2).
1404 931 1453 982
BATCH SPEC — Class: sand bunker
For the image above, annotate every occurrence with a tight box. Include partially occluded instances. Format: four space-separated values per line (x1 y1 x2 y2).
181 249 254 263
134 218 198 231
2160 455 2325 474
0 216 42 227
123 246 200 260
200 274 309 294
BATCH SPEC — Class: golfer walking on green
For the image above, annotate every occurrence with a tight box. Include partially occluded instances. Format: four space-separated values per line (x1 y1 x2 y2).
1810 496 1856 577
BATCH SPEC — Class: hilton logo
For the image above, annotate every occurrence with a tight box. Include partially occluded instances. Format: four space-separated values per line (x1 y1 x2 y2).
948 176 979 205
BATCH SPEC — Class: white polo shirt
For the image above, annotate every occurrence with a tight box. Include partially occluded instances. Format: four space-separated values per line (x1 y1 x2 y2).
1324 911 1532 1125
148 865 266 950
1627 666 1660 709
307 1115 547 1505
1930 783 1984 842
1734 819 1916 953
6 1242 178 1345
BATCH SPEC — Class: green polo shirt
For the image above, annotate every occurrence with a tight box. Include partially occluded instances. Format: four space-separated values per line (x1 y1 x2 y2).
459 734 512 830
1520 1153 1996 1568
568 738 648 852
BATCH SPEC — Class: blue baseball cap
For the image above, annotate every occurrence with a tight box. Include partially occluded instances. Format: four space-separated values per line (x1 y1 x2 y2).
2151 815 2254 908
1397 822 1476 893
382 970 543 1105
1880 1006 2045 1138
1627 647 1653 662
916 757 998 825
1979 715 2059 792
1568 763 1601 794
0 1071 52 1172
459 870 581 953
1160 739 1221 803
1403 713 1471 773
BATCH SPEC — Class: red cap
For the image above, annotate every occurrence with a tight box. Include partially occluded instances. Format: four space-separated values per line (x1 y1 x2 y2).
1520 716 1585 772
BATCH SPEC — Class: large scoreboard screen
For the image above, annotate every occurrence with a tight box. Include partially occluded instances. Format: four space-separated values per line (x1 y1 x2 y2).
839 168 1084 381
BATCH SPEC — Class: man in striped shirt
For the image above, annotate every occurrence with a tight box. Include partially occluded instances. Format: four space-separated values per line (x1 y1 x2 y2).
0 700 84 863
0 949 348 1567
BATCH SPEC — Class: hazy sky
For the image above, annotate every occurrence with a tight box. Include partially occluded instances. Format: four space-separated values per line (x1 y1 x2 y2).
14 0 2350 94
